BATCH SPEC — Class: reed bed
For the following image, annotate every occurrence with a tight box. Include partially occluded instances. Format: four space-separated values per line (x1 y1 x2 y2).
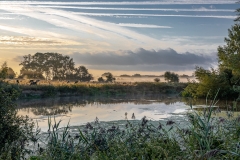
6 98 239 160
5 80 187 99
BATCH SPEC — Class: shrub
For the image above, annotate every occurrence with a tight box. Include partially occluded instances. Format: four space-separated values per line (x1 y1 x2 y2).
0 81 35 159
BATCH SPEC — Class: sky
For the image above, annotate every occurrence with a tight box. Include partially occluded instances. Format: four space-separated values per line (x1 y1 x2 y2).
0 0 239 76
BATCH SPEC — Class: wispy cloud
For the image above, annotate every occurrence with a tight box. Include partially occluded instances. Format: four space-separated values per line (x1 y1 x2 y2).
0 5 165 48
0 17 15 19
117 23 172 28
0 1 237 5
5 5 235 12
72 13 237 19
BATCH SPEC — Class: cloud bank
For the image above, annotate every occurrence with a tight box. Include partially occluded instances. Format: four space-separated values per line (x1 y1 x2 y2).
71 48 217 71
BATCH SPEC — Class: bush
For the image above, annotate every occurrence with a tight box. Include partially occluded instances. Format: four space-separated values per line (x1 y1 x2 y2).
0 81 35 159
154 78 160 82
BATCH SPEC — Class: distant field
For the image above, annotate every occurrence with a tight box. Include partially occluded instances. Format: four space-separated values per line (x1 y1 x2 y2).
112 76 195 83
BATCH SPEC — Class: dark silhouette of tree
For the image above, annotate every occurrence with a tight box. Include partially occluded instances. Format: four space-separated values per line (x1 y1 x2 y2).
0 62 16 79
75 66 93 82
18 68 44 79
7 67 16 79
164 71 179 83
132 74 141 77
98 77 104 82
106 73 116 82
0 62 8 79
102 72 111 77
164 71 171 82
19 53 92 81
120 74 131 77
154 78 160 82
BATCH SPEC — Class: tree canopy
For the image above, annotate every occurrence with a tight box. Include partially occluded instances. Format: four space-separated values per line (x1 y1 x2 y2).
0 62 16 79
182 8 240 99
164 71 179 83
19 53 93 81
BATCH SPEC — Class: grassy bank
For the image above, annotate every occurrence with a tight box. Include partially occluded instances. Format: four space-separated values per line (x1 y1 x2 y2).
5 81 187 99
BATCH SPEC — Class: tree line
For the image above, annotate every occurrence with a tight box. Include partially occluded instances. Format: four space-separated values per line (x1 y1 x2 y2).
0 52 180 83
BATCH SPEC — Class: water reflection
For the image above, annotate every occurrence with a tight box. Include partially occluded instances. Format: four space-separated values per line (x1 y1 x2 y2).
17 95 187 131
17 95 181 116
17 96 240 132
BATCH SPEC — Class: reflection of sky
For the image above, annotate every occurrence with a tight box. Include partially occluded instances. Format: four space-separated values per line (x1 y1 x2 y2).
18 101 189 131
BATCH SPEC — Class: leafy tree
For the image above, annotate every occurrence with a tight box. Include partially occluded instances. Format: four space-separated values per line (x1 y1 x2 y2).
132 74 141 77
217 23 240 75
98 77 104 82
75 66 93 82
154 78 160 82
7 67 16 79
105 73 116 83
164 71 179 83
19 53 75 80
102 72 111 77
164 71 171 82
182 8 240 99
0 62 8 79
19 53 93 81
18 68 45 79
0 82 34 159
182 66 239 99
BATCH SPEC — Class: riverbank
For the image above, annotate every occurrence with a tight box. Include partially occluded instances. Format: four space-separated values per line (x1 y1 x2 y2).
10 82 188 99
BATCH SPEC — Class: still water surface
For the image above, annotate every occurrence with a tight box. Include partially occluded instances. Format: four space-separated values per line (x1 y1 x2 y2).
16 96 237 131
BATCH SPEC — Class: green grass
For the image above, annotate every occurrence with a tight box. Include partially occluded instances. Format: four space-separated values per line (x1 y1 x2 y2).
13 81 187 99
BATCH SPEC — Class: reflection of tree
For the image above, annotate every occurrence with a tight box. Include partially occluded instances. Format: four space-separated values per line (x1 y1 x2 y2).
181 97 240 111
30 105 73 116
17 95 185 116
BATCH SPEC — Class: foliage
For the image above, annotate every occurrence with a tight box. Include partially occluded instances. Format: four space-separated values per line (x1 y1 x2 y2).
12 81 187 99
183 8 240 99
67 66 93 82
0 81 35 159
154 77 160 82
98 77 104 82
132 73 141 77
101 72 111 77
0 62 16 79
182 67 239 99
18 68 45 79
97 72 116 83
0 62 9 79
19 53 92 81
164 71 179 83
105 73 115 83
6 67 16 79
